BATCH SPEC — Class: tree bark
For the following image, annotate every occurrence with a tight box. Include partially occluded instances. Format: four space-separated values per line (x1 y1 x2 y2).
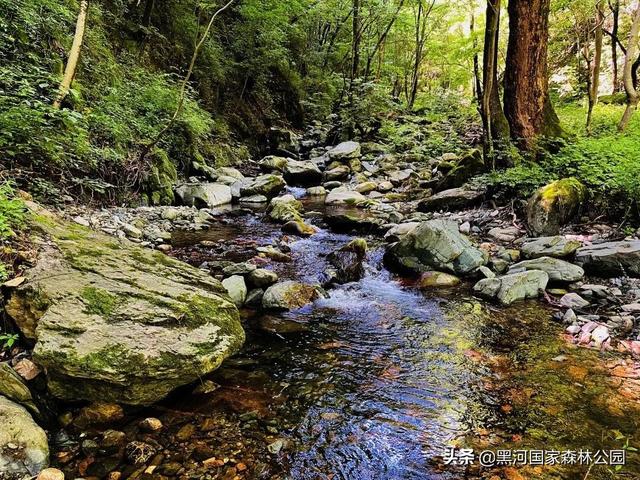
503 0 561 148
610 0 620 93
351 0 361 81
587 1 604 132
482 0 509 159
53 0 89 109
618 1 640 131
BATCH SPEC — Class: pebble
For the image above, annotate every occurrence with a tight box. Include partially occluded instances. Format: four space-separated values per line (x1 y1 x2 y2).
139 417 163 432
37 468 65 480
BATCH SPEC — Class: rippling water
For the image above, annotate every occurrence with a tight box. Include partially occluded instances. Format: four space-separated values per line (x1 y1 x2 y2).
172 211 640 480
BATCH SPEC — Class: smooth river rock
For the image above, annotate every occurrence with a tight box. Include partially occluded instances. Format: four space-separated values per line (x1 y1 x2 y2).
521 236 582 259
509 257 584 282
262 281 322 310
575 240 640 277
0 395 49 479
385 219 486 275
473 270 549 305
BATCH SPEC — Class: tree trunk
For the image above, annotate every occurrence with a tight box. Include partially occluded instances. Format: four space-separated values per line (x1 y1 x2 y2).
351 0 361 82
53 0 89 109
587 1 604 132
482 0 509 159
610 0 620 93
364 0 405 80
618 1 640 132
503 0 561 148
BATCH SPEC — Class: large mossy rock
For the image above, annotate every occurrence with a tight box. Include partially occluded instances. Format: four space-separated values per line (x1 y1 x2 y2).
575 240 640 277
526 178 586 236
473 270 549 305
4 205 244 405
0 395 49 479
385 219 486 275
520 236 582 259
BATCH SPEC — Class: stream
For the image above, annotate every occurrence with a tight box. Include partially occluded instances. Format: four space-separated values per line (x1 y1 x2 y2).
162 196 640 479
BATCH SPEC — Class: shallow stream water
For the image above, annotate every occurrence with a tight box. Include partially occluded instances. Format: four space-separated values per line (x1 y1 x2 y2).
164 202 640 480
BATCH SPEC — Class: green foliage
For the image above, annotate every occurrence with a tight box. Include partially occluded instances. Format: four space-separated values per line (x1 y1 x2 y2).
484 103 640 208
0 183 26 240
0 333 19 351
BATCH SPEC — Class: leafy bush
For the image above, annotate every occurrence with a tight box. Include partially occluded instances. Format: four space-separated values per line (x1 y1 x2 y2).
0 183 26 282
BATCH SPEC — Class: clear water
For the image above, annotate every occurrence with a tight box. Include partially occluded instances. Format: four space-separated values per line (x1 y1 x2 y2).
172 212 640 479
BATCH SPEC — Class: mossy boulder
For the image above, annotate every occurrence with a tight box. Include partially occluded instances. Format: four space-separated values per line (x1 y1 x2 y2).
438 149 485 190
267 195 304 223
527 178 586 236
473 270 549 305
4 204 244 405
144 150 178 206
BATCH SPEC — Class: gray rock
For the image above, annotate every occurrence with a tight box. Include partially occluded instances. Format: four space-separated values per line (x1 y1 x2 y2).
327 141 361 161
473 270 549 305
262 281 321 311
0 395 49 479
417 187 484 212
175 183 232 208
560 293 590 309
324 188 366 206
283 159 322 186
509 257 584 282
240 174 286 198
385 219 486 275
239 195 268 204
221 275 247 307
384 222 419 242
575 240 640 277
388 169 414 186
222 262 257 276
4 205 244 405
247 269 278 288
215 167 244 180
521 236 582 259
324 165 351 181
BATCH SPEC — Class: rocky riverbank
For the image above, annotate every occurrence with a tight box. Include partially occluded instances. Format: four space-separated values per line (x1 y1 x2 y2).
3 125 640 479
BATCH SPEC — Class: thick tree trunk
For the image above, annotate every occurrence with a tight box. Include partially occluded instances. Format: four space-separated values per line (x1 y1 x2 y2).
587 2 604 132
618 1 640 132
53 0 88 109
482 0 509 156
503 0 561 148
